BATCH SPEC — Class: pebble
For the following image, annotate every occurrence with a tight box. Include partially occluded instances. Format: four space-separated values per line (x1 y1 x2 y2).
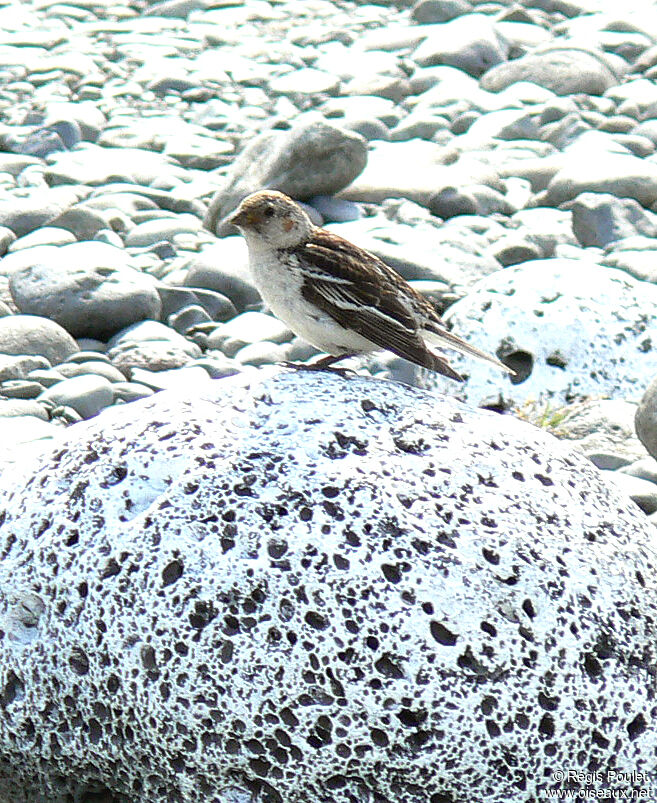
38 374 115 419
480 47 619 96
8 243 162 339
0 314 78 365
601 470 657 515
635 375 657 461
203 113 368 235
107 320 202 373
206 311 294 357
567 191 657 247
180 239 260 311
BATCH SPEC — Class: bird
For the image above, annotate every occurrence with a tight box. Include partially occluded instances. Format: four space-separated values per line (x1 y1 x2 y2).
228 190 512 381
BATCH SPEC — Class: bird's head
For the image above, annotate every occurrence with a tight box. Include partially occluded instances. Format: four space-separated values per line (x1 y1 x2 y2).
228 190 312 249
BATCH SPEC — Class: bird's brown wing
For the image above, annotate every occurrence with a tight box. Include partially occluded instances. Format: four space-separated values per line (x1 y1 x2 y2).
295 230 463 380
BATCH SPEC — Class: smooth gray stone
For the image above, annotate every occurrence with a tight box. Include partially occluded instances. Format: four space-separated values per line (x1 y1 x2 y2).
481 46 619 96
206 311 293 358
0 187 80 238
43 102 107 143
0 355 50 382
412 14 509 76
568 192 657 247
636 376 657 461
107 320 201 373
129 365 211 391
87 183 207 217
64 350 111 364
55 361 127 383
25 369 67 388
9 244 162 340
233 340 290 366
411 0 473 23
45 205 109 240
124 214 203 248
156 285 237 322
543 149 657 207
182 239 260 311
337 139 499 208
204 113 368 236
0 399 49 420
8 227 77 251
112 381 156 402
270 68 340 96
168 305 212 334
601 471 657 515
0 226 16 256
0 315 78 365
490 235 542 267
619 456 657 485
44 144 188 188
190 354 243 379
307 195 362 223
0 380 44 399
602 248 657 283
38 375 115 419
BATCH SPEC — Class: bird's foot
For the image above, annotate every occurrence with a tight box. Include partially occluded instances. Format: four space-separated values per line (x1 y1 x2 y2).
278 353 358 378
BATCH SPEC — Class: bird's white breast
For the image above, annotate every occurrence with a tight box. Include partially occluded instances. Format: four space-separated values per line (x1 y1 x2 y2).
244 240 374 356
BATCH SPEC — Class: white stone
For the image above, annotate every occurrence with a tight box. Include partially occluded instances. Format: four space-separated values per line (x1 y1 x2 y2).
429 259 657 407
0 370 655 802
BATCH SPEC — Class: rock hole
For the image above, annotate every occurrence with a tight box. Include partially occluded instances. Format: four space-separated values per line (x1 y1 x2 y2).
482 547 500 565
522 599 536 619
396 707 426 728
481 621 497 637
538 692 559 711
69 648 90 675
374 655 404 679
305 611 328 630
546 351 567 369
162 559 183 586
370 728 389 747
381 563 401 583
485 719 500 738
503 350 533 384
2 671 24 705
430 621 458 646
88 718 102 744
538 713 555 738
627 713 646 741
189 600 217 630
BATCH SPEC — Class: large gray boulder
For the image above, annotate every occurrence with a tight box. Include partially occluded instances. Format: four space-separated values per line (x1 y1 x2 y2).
204 114 368 236
0 370 655 803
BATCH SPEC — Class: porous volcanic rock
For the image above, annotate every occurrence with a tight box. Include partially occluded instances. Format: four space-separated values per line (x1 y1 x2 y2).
0 370 655 803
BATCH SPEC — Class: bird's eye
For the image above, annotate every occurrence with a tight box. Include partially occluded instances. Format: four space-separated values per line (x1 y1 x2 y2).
263 206 275 218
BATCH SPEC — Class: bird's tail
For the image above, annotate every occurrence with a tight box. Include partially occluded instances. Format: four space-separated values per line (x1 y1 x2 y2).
424 324 514 375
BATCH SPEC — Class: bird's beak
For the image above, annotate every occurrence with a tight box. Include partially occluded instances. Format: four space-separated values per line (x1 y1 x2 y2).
228 206 257 228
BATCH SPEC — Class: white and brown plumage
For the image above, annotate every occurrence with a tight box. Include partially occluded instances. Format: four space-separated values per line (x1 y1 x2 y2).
229 190 511 381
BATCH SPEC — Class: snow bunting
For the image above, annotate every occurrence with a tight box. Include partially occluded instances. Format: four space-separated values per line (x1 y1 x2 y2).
229 190 511 381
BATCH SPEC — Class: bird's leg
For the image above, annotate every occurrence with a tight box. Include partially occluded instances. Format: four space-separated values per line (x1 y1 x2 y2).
279 352 358 376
